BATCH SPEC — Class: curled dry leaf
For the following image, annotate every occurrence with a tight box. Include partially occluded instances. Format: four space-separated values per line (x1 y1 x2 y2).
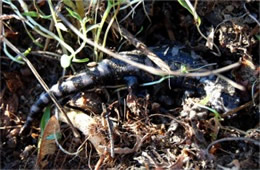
169 148 190 169
68 91 103 114
58 109 109 155
37 115 60 169
233 57 258 90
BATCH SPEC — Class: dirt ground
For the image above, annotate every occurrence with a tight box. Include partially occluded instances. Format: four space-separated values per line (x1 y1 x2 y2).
1 1 259 169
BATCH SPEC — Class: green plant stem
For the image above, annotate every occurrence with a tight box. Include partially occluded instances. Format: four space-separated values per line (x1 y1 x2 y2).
94 0 122 61
94 1 113 61
47 0 68 55
3 41 25 64
71 19 88 62
102 0 120 48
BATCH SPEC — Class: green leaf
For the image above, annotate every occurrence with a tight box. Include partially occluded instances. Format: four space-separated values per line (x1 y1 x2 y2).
72 57 89 63
63 0 76 10
75 0 85 19
60 54 72 68
210 132 217 140
255 34 260 41
40 106 51 137
177 0 201 26
23 47 32 56
46 132 62 140
23 11 39 17
23 11 51 20
86 24 100 33
177 0 193 15
40 14 52 19
66 7 82 21
16 47 31 61
82 17 91 25
141 75 174 86
200 95 210 105
195 103 222 120
180 65 189 73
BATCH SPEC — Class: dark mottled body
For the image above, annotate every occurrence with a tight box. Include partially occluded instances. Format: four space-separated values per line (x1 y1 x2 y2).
20 45 211 134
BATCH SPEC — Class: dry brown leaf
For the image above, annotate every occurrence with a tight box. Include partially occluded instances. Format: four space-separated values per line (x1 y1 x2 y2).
1 89 19 130
4 93 19 117
3 72 23 93
233 57 258 91
37 0 46 6
208 117 221 140
169 149 190 169
58 109 108 155
209 143 221 155
241 57 256 70
5 28 18 39
37 115 60 169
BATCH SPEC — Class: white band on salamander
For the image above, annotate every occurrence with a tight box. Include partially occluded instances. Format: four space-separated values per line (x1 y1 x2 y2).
39 93 50 104
63 80 77 93
26 116 33 121
50 84 62 97
97 60 110 76
31 105 40 113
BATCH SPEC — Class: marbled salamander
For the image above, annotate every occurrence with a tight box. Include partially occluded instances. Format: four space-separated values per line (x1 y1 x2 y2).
20 45 236 134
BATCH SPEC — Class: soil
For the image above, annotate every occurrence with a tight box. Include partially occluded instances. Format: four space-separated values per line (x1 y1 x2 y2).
1 1 259 169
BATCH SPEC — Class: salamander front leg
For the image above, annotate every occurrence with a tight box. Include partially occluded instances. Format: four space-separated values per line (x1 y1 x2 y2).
123 76 139 95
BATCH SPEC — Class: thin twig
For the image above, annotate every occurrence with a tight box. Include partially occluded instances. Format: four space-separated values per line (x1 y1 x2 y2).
25 50 61 60
251 79 259 106
222 92 259 118
0 0 2 52
119 0 142 23
243 3 260 26
0 125 22 129
215 73 245 91
102 103 115 158
111 20 172 72
0 14 24 20
206 137 260 157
